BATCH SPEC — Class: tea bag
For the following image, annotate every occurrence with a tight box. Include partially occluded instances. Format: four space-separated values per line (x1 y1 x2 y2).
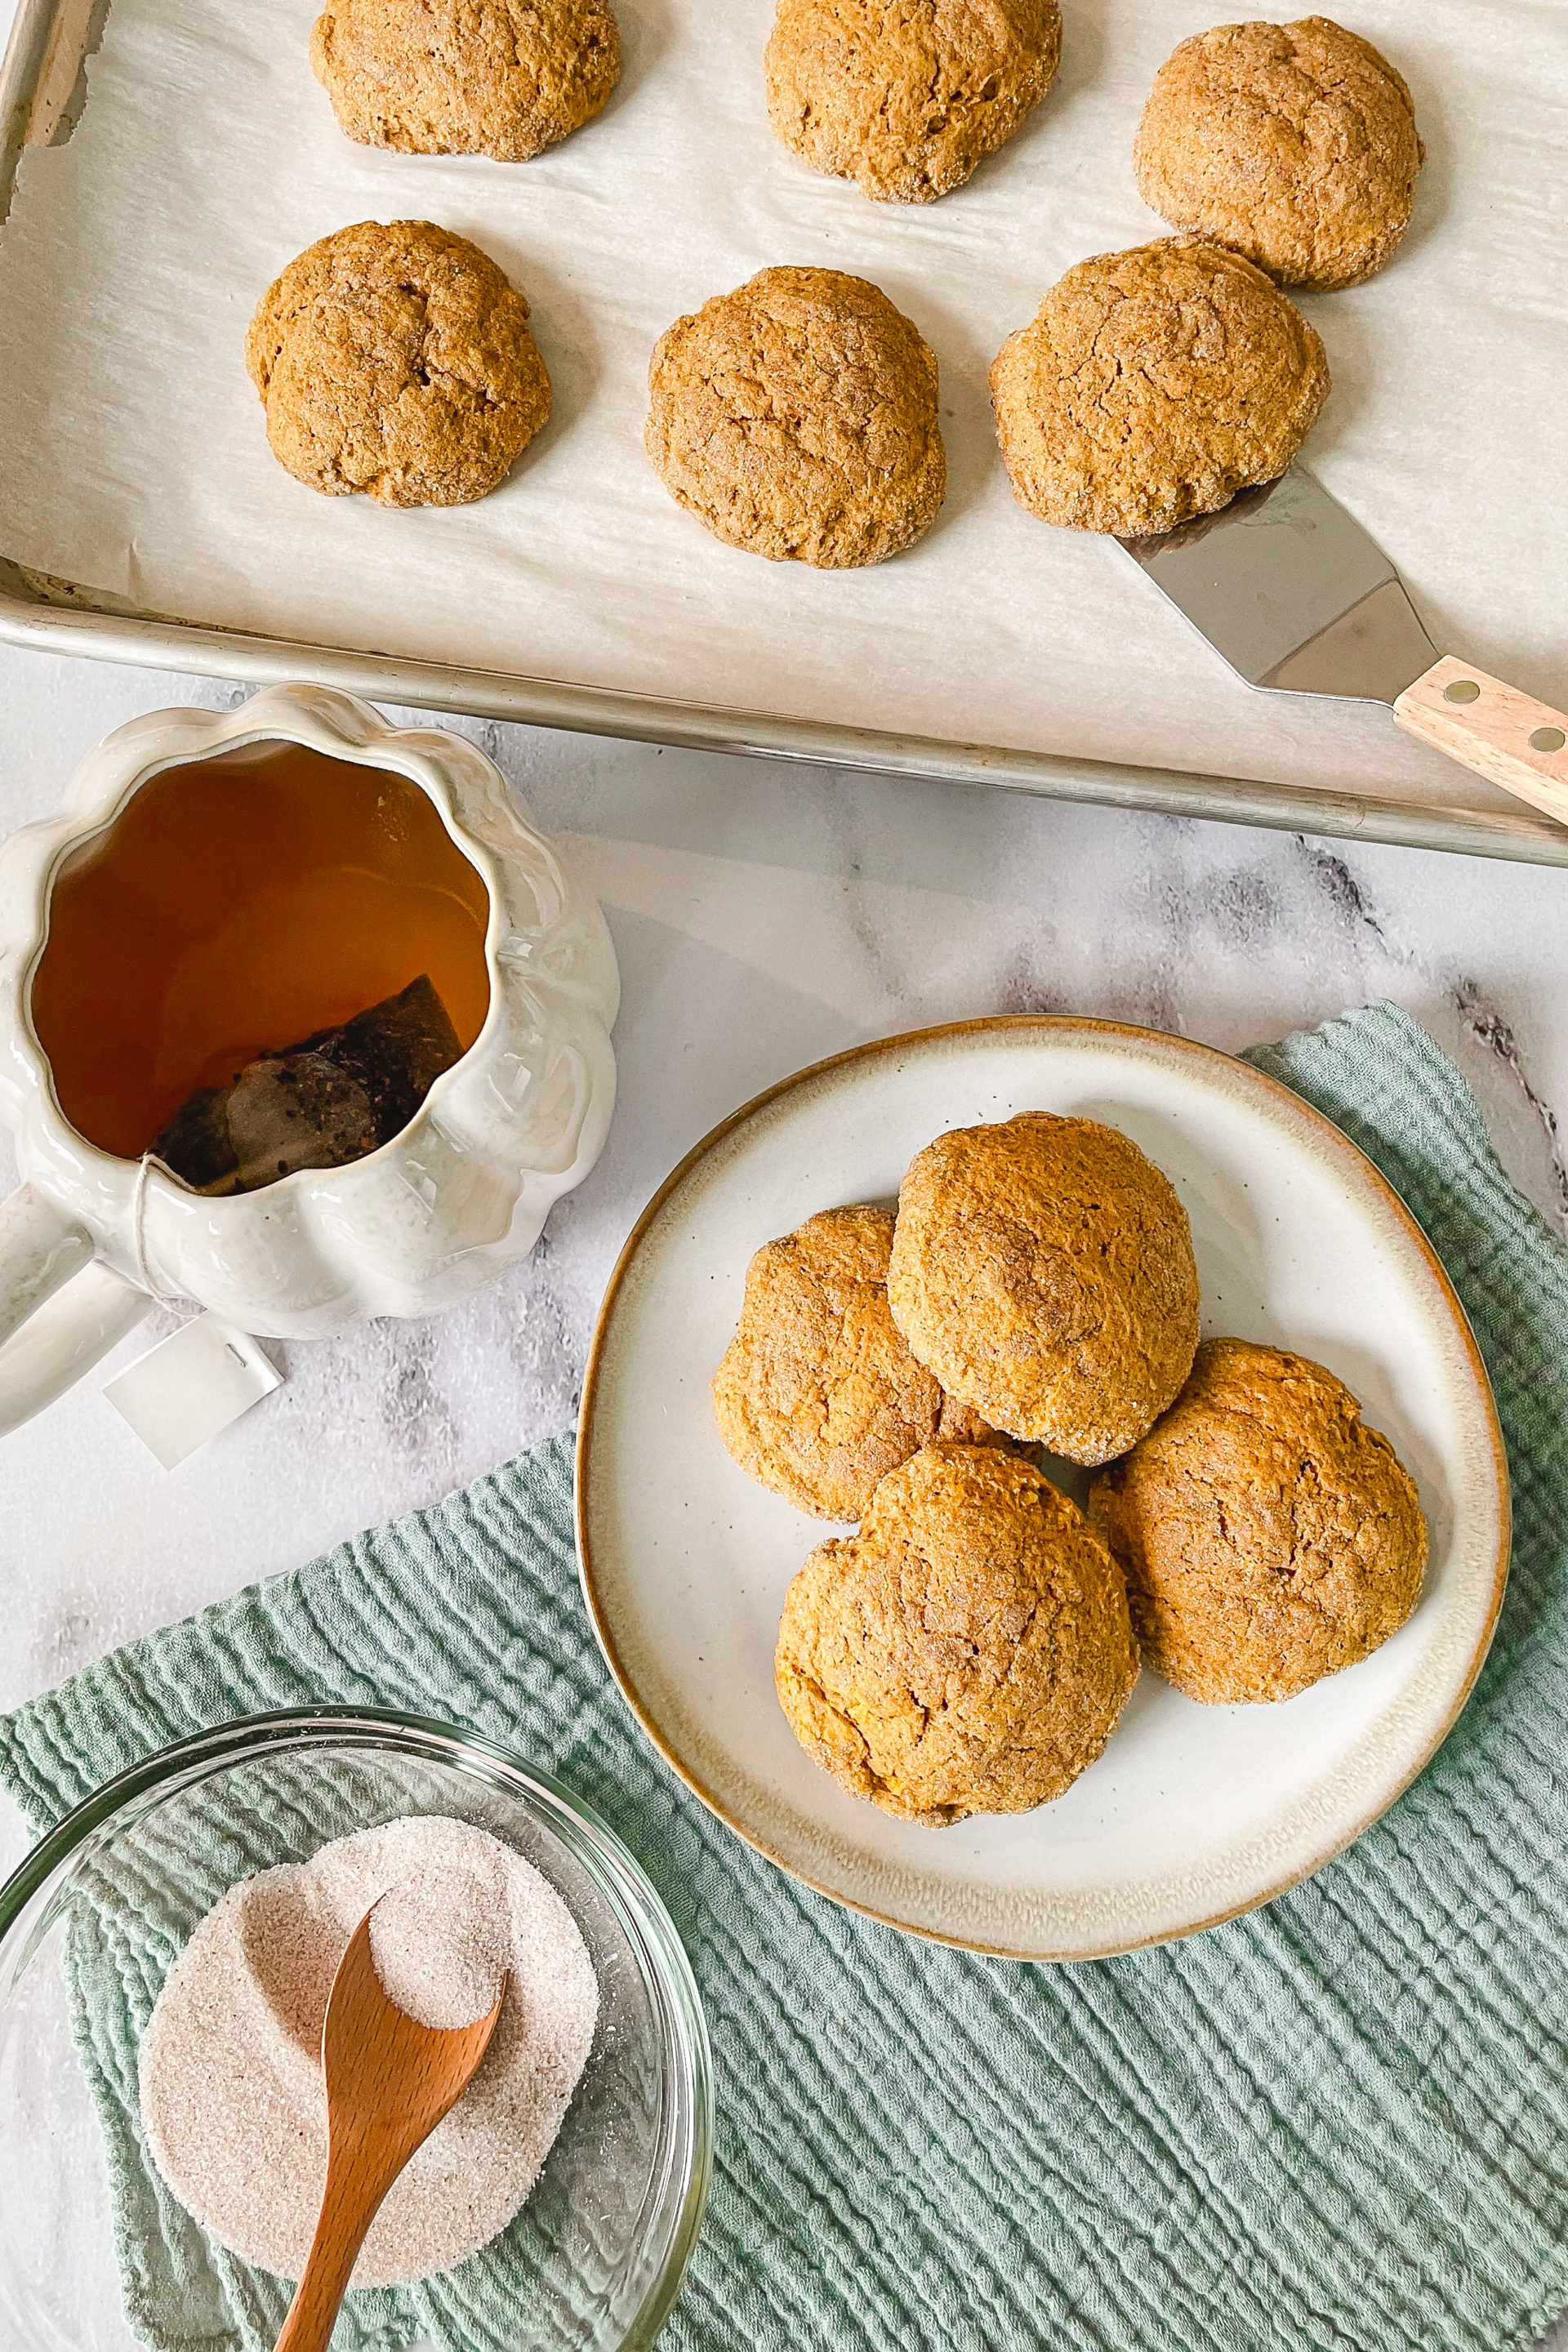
150 974 463 1196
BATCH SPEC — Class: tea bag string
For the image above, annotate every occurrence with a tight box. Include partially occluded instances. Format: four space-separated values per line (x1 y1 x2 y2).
131 1155 185 1307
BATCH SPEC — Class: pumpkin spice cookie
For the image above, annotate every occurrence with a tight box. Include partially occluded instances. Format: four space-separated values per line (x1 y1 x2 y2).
645 267 946 568
312 0 621 162
775 1443 1138 1825
989 238 1330 537
247 221 550 507
1134 17 1424 293
764 0 1062 204
886 1111 1200 1463
713 1205 1000 1521
1088 1338 1428 1704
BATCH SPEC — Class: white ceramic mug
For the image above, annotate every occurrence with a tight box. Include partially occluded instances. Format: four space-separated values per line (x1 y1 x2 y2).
0 684 619 1434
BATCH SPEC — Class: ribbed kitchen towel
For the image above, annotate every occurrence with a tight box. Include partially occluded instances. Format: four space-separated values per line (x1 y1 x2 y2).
2 1001 1565 2352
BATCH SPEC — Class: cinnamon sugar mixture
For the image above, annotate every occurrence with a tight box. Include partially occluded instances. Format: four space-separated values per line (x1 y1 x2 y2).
138 1815 599 2288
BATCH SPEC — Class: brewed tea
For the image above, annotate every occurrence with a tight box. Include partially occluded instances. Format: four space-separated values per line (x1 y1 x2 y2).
30 739 492 1165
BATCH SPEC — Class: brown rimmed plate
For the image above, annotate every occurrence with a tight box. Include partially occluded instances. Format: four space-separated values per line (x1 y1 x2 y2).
576 1018 1510 1961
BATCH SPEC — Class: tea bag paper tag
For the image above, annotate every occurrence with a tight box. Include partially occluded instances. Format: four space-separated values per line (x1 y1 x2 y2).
103 1316 282 1469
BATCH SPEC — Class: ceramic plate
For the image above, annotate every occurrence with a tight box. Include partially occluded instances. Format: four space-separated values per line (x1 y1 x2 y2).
577 1019 1510 1960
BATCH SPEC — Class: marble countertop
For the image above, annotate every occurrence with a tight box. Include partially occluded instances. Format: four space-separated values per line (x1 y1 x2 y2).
2 639 1566 2345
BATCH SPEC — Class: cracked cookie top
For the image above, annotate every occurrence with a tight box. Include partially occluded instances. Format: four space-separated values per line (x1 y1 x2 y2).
312 0 619 162
645 267 946 568
1134 16 1425 293
246 220 551 507
1088 1338 1428 1704
989 238 1330 537
764 0 1062 204
886 1110 1200 1463
775 1442 1138 1825
713 1205 1002 1521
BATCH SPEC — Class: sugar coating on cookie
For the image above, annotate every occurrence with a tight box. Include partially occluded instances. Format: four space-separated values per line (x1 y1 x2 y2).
645 267 946 568
712 1205 1000 1521
990 238 1330 537
886 1111 1200 1463
246 220 550 507
775 1443 1138 1824
1134 17 1424 293
1088 1338 1428 1704
311 0 620 162
764 0 1061 204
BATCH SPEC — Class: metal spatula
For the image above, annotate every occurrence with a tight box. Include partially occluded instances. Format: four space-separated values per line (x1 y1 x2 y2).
1120 469 1568 829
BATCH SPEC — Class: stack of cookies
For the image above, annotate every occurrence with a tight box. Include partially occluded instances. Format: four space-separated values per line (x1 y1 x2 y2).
713 1111 1428 1830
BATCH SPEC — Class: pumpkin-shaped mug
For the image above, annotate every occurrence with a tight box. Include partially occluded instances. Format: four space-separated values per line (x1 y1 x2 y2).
0 685 618 1434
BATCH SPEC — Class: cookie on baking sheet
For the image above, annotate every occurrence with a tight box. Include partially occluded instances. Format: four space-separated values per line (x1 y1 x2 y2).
246 220 550 507
1134 16 1424 293
775 1443 1138 1825
886 1111 1200 1463
712 1205 1002 1521
764 0 1062 204
311 0 621 162
645 267 946 568
1088 1338 1428 1704
989 238 1330 537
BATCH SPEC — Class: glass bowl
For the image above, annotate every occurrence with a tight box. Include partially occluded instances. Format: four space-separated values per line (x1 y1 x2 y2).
0 1708 711 2351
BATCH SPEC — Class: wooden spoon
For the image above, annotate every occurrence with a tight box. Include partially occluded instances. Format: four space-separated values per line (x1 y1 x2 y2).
274 1900 508 2352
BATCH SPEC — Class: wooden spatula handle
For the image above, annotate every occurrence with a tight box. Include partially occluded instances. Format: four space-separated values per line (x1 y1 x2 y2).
274 2157 384 2352
1394 656 1568 828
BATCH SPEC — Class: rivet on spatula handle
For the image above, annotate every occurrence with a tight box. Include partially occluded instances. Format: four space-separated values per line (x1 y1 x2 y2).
1394 656 1568 828
273 1904 507 2352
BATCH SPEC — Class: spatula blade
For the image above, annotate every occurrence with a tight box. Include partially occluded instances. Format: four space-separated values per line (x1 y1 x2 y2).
1119 468 1437 706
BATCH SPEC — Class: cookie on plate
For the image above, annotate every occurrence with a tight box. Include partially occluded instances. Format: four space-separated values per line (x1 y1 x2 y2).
246 220 550 506
1134 17 1424 293
1088 1338 1428 1704
989 238 1330 537
886 1111 1200 1463
645 267 945 567
775 1443 1138 1824
713 1205 1001 1520
764 0 1061 204
311 0 620 162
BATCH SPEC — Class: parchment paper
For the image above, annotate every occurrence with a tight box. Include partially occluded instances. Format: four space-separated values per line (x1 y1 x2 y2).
1 0 1565 815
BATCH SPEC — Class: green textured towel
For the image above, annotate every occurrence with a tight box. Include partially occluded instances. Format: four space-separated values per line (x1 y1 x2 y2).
2 1001 1566 2352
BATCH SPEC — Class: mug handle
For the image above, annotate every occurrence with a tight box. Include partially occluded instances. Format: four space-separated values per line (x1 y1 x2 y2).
0 1184 151 1437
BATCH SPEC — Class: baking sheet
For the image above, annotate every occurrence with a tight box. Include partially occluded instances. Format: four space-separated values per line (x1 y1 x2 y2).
0 0 1564 818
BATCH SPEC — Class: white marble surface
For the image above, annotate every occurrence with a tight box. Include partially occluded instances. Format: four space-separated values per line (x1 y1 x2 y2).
1 653 1564 1680
2 645 1568 1734
2 653 1567 2351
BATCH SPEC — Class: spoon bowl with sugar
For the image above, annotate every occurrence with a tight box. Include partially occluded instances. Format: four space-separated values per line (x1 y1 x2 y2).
274 1899 508 2352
